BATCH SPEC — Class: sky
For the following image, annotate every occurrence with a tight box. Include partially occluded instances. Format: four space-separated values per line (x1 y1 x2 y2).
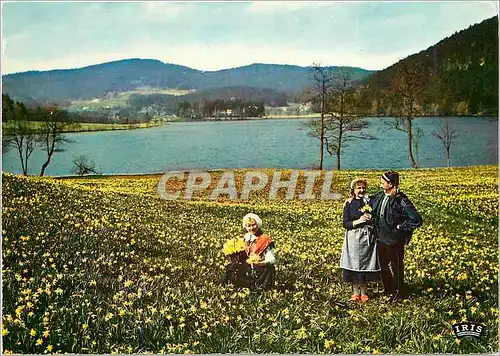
1 1 498 74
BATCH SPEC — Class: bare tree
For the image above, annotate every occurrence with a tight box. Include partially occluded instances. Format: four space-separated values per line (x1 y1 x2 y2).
389 62 426 168
39 107 72 176
306 71 374 170
72 155 99 175
433 119 459 167
308 63 336 170
3 102 37 175
323 71 375 170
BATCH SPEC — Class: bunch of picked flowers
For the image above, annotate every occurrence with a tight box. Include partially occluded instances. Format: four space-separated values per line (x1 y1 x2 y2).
360 197 372 213
246 253 260 265
360 204 372 213
223 237 246 262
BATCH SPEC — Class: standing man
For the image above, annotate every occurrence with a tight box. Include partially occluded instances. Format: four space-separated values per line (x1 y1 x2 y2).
372 171 423 301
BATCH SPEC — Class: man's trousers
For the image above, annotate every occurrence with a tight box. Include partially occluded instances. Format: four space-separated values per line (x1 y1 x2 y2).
378 241 405 299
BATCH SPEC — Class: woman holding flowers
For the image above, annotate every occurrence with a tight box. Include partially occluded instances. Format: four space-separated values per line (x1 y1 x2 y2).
340 178 380 302
221 213 276 290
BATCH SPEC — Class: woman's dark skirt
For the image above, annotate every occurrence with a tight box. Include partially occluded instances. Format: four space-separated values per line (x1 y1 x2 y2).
220 262 275 290
342 269 380 283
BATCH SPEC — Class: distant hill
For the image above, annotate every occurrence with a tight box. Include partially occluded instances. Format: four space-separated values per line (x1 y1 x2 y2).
361 16 498 116
2 59 197 103
2 60 374 103
188 64 371 95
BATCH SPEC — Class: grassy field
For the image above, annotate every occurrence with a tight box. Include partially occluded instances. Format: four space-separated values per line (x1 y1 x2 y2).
2 120 164 134
67 89 192 111
2 166 498 354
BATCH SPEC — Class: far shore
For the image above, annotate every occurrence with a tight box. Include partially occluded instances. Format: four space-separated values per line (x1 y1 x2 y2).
63 121 163 133
31 163 497 180
182 113 497 121
3 113 496 136
2 120 164 135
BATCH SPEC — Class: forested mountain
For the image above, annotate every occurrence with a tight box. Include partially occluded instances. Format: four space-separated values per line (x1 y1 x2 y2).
2 59 197 103
188 64 371 95
2 60 373 103
360 16 498 116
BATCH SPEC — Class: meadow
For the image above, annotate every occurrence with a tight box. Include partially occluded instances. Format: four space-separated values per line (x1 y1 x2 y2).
2 120 163 135
1 166 498 354
66 88 192 111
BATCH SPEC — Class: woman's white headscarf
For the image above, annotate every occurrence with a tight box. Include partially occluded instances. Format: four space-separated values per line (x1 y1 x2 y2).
350 178 367 190
242 213 262 228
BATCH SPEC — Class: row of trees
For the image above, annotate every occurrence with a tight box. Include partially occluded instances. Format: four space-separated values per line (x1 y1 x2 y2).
4 93 150 125
129 94 267 120
308 62 460 170
3 95 72 176
126 86 287 120
177 99 265 119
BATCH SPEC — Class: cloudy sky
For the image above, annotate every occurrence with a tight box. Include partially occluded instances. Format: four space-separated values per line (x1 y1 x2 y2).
1 1 498 74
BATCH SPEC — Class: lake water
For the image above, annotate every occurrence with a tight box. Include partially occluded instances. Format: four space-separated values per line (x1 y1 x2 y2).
1 117 498 176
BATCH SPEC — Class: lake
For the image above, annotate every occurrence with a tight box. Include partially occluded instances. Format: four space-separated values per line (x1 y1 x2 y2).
1 117 498 176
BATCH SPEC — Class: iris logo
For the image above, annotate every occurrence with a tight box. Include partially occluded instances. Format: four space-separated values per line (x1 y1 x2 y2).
452 322 486 338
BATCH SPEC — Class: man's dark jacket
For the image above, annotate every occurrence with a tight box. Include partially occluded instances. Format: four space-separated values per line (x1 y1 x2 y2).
371 190 423 245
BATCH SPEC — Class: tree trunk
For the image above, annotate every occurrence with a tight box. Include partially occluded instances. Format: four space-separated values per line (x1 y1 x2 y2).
40 150 54 177
24 141 30 176
17 145 27 176
41 129 55 176
407 119 418 168
23 157 28 176
319 113 324 170
338 97 344 170
337 127 343 170
40 161 49 177
446 149 450 167
22 159 27 176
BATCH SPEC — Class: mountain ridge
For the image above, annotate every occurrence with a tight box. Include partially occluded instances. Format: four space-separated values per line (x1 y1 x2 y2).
2 60 374 103
2 59 366 76
3 15 497 116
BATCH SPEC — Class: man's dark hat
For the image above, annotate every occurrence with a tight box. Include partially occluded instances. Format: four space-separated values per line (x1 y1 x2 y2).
382 171 399 186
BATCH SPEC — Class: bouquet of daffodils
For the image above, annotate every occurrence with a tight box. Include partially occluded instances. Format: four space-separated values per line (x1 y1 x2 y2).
223 237 246 263
360 196 372 213
246 253 260 265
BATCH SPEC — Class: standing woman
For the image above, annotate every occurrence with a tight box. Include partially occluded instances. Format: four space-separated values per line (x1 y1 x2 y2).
340 178 380 302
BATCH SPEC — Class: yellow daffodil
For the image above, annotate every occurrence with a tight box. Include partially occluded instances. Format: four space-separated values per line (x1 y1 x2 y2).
246 253 260 264
360 204 372 213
